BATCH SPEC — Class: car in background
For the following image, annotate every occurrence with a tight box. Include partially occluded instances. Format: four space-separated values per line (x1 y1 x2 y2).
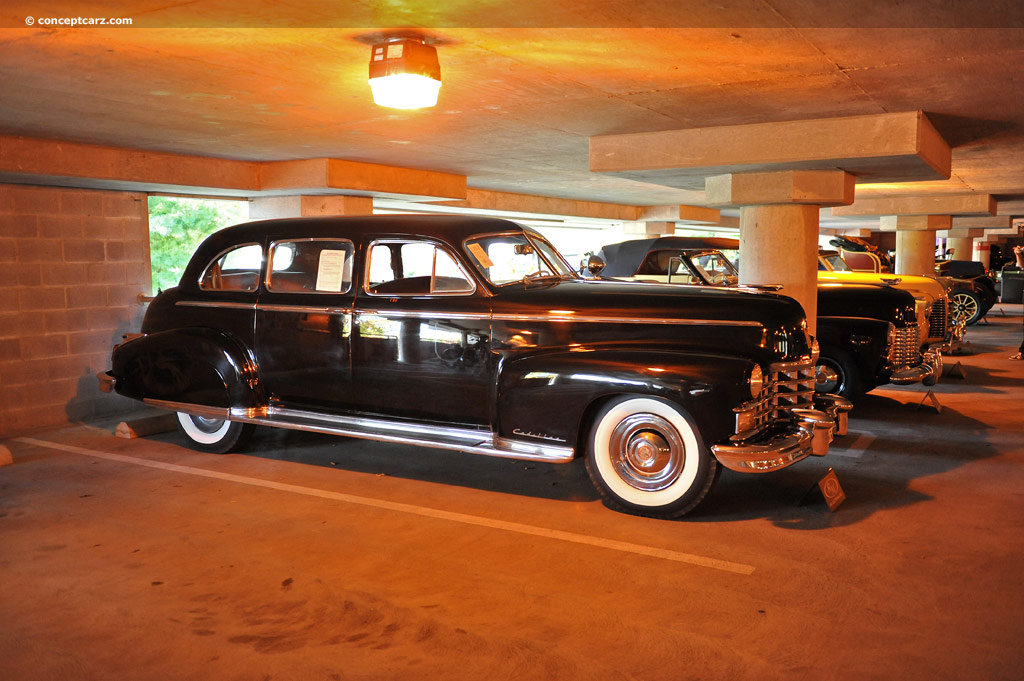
591 237 941 401
818 249 962 351
934 259 997 325
99 215 850 519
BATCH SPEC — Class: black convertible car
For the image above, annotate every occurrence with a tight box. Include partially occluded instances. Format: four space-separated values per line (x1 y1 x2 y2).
100 215 849 518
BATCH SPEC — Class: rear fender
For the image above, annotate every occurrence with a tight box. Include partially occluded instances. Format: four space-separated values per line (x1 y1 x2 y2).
496 349 757 451
111 327 264 409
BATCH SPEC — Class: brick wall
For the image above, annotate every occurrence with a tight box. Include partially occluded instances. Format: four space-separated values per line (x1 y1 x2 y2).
0 184 151 437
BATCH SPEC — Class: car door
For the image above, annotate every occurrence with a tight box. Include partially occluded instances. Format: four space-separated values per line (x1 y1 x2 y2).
351 237 493 426
254 238 357 411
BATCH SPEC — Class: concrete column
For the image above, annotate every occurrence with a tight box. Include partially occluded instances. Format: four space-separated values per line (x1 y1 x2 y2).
250 195 373 219
882 215 949 276
706 170 856 335
947 237 974 261
739 204 821 327
975 241 991 269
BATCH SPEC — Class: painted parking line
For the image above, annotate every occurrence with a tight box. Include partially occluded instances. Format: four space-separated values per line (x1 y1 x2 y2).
829 432 876 459
14 437 756 576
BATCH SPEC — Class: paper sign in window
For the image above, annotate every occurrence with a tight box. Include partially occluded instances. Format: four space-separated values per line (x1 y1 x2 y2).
467 243 494 268
315 250 348 292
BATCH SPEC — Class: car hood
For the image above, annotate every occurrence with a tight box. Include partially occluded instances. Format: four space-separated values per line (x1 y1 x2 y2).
494 278 809 332
818 271 945 302
817 283 917 327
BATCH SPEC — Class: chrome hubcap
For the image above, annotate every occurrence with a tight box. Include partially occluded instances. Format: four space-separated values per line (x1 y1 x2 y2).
190 415 226 434
815 363 841 393
609 414 684 491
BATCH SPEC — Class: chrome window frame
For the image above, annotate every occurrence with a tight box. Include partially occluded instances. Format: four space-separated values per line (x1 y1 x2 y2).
362 238 478 297
197 241 263 293
265 237 356 295
461 230 579 287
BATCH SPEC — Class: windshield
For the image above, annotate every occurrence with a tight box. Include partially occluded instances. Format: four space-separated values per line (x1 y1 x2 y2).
822 253 852 271
689 252 739 286
464 231 577 286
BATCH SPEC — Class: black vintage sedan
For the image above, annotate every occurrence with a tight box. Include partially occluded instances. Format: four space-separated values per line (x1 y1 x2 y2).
591 237 940 400
99 215 849 518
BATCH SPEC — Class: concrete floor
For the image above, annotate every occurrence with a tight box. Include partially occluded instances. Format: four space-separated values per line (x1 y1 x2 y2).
2 305 1023 681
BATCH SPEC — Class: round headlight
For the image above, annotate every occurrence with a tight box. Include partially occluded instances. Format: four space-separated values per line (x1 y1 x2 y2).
749 363 764 399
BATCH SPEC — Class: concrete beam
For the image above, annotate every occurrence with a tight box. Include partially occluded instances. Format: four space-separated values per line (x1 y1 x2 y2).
833 194 996 218
590 111 951 191
0 134 467 202
880 215 952 232
623 221 676 237
250 195 374 219
429 188 640 222
706 170 855 208
938 228 984 238
951 215 1013 229
261 159 466 202
638 204 721 224
996 200 1024 216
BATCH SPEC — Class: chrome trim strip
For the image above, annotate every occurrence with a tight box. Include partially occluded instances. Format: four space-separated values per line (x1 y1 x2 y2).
356 308 762 327
357 309 490 322
175 301 258 310
149 399 575 463
257 304 352 315
144 399 232 419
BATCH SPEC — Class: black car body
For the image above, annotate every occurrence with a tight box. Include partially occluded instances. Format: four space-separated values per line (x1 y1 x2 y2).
99 215 850 518
593 237 940 400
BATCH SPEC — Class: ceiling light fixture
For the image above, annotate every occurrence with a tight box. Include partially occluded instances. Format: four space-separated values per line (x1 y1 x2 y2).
368 38 441 110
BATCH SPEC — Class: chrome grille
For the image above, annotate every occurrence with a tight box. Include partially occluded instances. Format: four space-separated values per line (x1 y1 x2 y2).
928 298 948 340
735 359 817 434
888 326 922 367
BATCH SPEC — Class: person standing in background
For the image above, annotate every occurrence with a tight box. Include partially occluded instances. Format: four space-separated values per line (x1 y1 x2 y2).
1011 245 1024 360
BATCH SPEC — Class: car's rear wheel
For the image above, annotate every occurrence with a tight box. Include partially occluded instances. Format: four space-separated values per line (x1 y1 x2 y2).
176 412 254 454
951 290 983 325
585 396 716 518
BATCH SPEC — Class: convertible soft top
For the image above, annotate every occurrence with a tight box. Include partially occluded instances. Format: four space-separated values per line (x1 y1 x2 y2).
596 236 739 277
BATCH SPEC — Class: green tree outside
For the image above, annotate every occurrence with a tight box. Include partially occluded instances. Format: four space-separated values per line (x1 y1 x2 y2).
148 196 247 292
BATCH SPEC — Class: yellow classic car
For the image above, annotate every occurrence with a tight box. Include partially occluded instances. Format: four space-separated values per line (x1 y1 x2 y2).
818 250 963 352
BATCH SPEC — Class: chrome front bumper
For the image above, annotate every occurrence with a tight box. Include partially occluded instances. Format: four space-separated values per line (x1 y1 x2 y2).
711 396 852 474
889 349 942 386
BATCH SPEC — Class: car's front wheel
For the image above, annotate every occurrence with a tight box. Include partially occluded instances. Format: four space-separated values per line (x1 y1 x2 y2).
176 412 254 454
815 348 863 401
951 289 983 325
585 396 716 518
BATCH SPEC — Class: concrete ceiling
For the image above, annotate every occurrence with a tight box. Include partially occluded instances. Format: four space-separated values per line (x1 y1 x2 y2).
2 1 1024 230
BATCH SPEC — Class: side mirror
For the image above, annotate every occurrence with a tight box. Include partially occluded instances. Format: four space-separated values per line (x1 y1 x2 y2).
586 254 606 277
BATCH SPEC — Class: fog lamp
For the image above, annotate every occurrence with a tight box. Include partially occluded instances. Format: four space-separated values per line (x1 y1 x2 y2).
369 39 441 109
749 363 764 399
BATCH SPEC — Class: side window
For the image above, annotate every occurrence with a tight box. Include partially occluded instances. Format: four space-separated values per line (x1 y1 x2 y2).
199 243 262 292
267 239 355 294
366 241 474 296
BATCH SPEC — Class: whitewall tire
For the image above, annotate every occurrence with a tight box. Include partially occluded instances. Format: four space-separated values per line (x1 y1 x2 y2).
176 412 254 454
585 396 716 518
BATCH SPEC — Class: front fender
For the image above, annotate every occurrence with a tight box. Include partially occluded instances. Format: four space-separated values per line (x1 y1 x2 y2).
495 349 757 450
816 316 891 378
110 327 264 409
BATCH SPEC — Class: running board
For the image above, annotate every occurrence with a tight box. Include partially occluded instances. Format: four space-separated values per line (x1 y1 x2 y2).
146 399 575 464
